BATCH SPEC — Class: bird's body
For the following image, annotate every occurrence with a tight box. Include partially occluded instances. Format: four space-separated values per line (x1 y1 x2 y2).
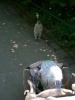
34 21 43 39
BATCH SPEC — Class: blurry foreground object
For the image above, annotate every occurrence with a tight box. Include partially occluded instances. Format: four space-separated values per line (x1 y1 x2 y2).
23 60 75 100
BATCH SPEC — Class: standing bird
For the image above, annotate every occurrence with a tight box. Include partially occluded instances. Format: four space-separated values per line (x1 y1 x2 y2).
34 13 43 40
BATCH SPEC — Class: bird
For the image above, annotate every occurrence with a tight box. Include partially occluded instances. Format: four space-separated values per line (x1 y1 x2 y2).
34 13 43 40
